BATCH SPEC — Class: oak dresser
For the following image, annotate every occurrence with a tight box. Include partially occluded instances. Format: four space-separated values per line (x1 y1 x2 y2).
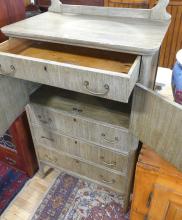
0 0 181 211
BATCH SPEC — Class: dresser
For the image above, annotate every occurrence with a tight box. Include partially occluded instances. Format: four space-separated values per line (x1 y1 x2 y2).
26 85 138 210
130 145 182 220
0 0 181 212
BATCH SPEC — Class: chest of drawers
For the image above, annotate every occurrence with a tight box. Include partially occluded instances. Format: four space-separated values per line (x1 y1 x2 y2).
26 86 138 210
0 0 181 212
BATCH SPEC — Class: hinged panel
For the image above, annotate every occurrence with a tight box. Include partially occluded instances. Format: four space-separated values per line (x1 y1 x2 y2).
0 76 29 136
130 84 182 171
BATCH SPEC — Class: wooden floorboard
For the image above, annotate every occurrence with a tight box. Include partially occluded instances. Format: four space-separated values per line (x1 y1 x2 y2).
1 169 59 220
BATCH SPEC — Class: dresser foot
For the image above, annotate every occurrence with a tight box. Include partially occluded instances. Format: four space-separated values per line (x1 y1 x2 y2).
38 161 46 178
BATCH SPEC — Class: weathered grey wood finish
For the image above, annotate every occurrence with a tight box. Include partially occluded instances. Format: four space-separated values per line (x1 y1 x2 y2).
0 76 29 136
0 39 140 102
27 103 138 152
30 85 131 128
1 1 170 55
26 104 137 211
0 0 175 212
49 0 170 22
36 144 131 194
31 125 135 173
130 84 182 172
139 50 160 89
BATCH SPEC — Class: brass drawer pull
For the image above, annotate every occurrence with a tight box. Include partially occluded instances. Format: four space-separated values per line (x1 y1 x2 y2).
44 154 49 159
0 64 16 76
101 133 119 144
83 81 109 96
44 154 57 163
72 107 83 113
40 119 49 124
37 115 52 124
100 175 115 184
53 157 57 163
44 154 52 161
41 136 54 142
102 160 116 168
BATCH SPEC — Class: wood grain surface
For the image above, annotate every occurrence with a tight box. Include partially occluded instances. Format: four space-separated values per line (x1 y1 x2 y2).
130 84 182 172
1 7 170 55
130 145 182 219
0 0 25 43
0 111 38 177
37 144 127 192
0 76 29 137
27 103 138 152
105 0 182 68
31 125 131 173
0 38 140 102
17 41 136 74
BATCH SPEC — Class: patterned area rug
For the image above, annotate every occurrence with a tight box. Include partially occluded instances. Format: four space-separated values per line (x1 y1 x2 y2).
32 172 129 220
0 161 29 215
0 130 16 150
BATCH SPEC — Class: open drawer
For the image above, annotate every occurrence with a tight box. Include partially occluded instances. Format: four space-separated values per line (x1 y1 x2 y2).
0 38 140 103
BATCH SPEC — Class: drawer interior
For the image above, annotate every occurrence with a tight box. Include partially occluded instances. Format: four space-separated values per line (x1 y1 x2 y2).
30 85 131 128
1 38 137 73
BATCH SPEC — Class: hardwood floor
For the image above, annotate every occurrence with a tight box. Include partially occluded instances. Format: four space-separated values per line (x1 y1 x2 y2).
1 168 59 220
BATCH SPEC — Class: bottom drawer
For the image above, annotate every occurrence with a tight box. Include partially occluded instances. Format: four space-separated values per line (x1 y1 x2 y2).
37 145 128 193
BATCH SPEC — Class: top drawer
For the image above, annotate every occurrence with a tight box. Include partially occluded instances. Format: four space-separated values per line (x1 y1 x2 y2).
0 38 141 102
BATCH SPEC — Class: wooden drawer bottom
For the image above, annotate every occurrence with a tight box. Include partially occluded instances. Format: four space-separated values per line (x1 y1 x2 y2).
36 145 128 193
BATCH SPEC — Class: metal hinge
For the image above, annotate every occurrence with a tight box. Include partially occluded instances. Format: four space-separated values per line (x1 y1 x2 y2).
146 192 153 208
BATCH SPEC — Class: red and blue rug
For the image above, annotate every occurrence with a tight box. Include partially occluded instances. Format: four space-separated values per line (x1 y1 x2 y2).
32 172 129 220
0 161 29 215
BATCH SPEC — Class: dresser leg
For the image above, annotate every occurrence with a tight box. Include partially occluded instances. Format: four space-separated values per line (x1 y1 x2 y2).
38 161 46 178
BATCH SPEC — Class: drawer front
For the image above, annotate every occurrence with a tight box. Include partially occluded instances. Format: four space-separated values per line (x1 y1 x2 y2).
0 39 140 103
27 104 138 152
36 145 127 192
31 125 134 173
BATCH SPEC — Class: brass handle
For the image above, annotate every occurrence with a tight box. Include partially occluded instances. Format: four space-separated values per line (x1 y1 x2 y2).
45 154 52 161
39 119 49 124
72 107 83 113
0 64 16 76
44 154 57 163
41 136 54 142
100 175 115 184
44 154 48 159
83 81 109 96
53 157 57 163
101 133 119 144
38 115 52 124
101 159 116 168
39 119 52 124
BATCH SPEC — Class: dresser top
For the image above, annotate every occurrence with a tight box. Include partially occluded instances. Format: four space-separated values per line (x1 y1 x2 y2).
1 1 170 55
